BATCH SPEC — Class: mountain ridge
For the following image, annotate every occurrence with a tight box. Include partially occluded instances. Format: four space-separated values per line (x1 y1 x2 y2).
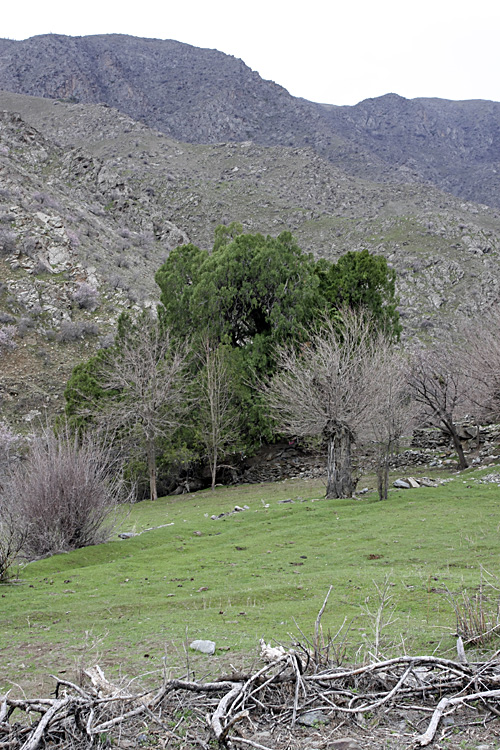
0 33 499 207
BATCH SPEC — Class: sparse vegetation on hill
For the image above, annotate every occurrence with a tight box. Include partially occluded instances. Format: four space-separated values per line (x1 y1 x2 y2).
1 35 499 207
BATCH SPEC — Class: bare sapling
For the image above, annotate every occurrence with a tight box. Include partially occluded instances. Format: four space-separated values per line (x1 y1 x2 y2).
98 315 190 501
408 343 470 470
196 338 240 490
364 344 415 500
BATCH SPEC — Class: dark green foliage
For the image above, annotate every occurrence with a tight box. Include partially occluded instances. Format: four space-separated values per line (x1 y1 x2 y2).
155 244 208 341
316 248 401 339
156 229 320 348
156 229 321 448
64 353 109 432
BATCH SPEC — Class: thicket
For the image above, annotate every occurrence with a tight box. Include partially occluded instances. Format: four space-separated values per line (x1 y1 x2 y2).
0 424 127 579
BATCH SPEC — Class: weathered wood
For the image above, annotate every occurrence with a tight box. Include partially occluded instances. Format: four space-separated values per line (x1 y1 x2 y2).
19 696 71 750
416 688 500 746
2 651 500 750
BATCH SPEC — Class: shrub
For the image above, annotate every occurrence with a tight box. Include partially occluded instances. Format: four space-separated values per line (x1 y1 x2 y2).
0 423 24 581
72 282 99 311
17 316 35 337
21 237 40 258
1 425 128 559
0 420 20 475
30 192 61 210
107 274 129 291
0 325 17 352
57 321 99 342
66 229 81 249
98 333 115 349
0 230 16 255
0 506 26 582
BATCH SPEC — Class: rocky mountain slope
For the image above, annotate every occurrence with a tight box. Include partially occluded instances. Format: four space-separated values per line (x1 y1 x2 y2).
0 85 500 428
0 34 499 207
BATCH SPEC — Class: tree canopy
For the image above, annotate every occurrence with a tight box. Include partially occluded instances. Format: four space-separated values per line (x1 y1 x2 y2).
156 227 324 447
156 227 321 351
316 248 401 339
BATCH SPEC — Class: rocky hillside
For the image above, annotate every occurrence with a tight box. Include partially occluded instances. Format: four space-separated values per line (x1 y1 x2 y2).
1 88 500 427
0 96 188 426
0 34 499 207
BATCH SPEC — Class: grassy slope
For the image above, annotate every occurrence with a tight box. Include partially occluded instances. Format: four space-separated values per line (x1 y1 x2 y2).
1 469 500 694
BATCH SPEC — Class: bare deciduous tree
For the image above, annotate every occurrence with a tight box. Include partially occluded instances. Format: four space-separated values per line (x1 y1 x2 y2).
408 345 469 470
196 340 239 490
99 315 190 501
459 305 500 423
264 311 385 498
365 345 415 500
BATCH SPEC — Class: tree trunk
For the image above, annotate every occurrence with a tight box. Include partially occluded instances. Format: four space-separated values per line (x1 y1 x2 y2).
147 440 158 502
211 446 218 491
376 445 391 500
442 417 468 470
326 426 354 499
383 453 390 499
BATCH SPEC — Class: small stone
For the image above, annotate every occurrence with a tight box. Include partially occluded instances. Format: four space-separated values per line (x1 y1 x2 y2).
419 477 438 487
189 639 216 655
328 740 362 750
297 710 328 727
118 532 137 539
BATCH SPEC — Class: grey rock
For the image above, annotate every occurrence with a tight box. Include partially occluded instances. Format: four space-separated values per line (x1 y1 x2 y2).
189 639 216 655
297 710 329 727
419 477 438 487
118 532 137 539
328 739 362 750
407 476 420 488
393 478 411 489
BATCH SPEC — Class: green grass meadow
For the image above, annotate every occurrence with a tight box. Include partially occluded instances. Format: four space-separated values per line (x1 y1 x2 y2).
2 468 500 694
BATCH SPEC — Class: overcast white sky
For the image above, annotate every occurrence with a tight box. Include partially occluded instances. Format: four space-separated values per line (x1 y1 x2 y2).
2 0 499 106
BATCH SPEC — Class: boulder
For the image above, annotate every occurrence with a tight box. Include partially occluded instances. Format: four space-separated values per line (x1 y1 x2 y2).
189 639 216 655
393 478 411 489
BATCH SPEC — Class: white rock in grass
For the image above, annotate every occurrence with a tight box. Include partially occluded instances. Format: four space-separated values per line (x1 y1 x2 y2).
190 639 216 655
393 478 411 489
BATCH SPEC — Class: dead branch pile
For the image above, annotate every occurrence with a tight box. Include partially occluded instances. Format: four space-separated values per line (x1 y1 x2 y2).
2 651 500 750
